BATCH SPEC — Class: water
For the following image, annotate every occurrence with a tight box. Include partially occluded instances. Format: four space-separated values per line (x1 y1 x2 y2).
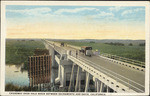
5 64 29 87
5 64 58 87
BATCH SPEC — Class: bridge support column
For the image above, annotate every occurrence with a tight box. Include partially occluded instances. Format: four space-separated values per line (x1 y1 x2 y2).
107 85 109 93
49 47 55 84
104 84 107 92
100 82 104 92
68 64 75 92
106 81 111 93
94 78 97 92
58 65 62 81
75 66 81 92
60 65 66 87
107 86 111 92
85 72 90 92
55 64 62 84
97 80 100 92
78 76 81 92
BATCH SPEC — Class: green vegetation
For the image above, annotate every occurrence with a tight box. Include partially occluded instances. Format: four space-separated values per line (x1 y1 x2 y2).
6 39 45 69
5 83 67 92
105 42 124 46
62 41 145 62
6 39 145 63
5 83 37 91
128 43 133 46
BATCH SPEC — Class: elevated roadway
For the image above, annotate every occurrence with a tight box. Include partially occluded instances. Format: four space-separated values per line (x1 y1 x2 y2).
44 40 145 92
64 45 145 92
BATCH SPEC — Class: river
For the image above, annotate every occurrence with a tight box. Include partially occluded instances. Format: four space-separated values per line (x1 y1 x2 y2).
5 64 58 87
5 64 29 86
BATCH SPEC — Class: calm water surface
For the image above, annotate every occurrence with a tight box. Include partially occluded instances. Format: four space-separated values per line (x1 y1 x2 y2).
5 64 29 86
5 64 57 87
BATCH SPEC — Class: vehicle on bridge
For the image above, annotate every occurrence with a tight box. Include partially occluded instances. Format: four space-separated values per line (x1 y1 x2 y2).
60 42 65 47
80 46 93 57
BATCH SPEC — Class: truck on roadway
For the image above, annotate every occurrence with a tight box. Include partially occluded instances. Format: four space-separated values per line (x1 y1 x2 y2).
80 46 93 57
60 42 65 47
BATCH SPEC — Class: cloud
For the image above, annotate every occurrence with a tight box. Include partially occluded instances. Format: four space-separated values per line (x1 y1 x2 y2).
121 8 144 16
54 7 99 14
98 11 114 17
91 11 115 21
6 7 52 16
121 10 133 16
134 8 145 12
92 11 114 18
109 6 122 12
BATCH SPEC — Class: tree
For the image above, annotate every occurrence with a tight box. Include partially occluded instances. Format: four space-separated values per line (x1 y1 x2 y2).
129 43 133 46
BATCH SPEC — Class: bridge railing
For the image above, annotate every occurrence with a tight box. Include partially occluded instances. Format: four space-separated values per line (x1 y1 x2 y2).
99 53 145 68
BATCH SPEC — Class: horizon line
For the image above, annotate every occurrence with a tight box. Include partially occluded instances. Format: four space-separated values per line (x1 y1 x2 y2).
6 38 145 40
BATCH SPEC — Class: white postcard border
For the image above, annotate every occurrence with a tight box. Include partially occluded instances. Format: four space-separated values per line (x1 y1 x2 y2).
1 1 150 96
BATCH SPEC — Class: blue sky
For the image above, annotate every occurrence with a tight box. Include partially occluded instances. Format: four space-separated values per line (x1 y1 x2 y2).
6 5 145 39
6 6 145 22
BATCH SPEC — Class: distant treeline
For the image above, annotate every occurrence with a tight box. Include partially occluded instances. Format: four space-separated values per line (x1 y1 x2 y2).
139 43 145 46
90 41 95 43
104 42 124 46
104 42 145 46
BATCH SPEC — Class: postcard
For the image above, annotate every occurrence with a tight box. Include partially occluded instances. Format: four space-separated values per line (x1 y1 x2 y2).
1 1 150 96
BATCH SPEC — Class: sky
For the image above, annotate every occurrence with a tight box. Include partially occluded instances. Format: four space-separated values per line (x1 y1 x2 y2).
6 5 145 40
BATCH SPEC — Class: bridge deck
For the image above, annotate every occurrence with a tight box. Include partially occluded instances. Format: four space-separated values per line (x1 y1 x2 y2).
45 40 145 92
64 45 145 92
79 54 145 92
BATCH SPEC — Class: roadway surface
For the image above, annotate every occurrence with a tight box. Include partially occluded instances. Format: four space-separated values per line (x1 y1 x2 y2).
78 54 145 92
46 40 145 92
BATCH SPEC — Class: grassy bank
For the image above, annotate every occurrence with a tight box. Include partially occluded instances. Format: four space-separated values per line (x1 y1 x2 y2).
6 39 45 69
62 41 145 62
5 83 37 91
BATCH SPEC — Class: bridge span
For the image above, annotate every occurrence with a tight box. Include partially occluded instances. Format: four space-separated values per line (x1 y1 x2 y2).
43 39 145 93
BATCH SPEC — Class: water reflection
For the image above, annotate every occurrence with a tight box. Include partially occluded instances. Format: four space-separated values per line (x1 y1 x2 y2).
5 64 29 86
